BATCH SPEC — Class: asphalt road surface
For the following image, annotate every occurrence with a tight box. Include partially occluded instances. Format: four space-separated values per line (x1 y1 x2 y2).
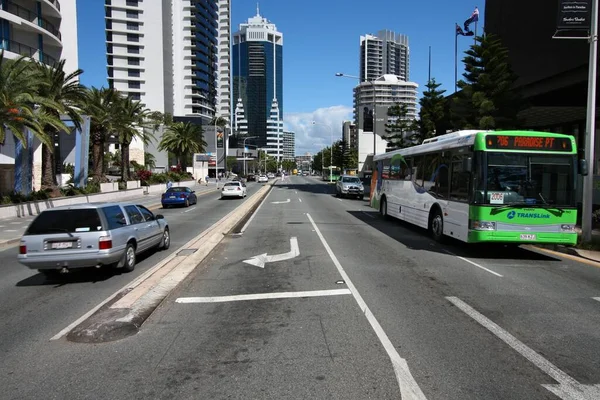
1 176 599 399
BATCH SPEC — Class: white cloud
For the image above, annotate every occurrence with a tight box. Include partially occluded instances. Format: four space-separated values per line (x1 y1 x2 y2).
284 105 353 155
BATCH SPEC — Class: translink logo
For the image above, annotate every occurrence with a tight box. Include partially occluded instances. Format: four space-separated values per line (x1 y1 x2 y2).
507 211 550 219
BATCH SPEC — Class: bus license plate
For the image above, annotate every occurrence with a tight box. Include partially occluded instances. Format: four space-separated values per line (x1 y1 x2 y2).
520 234 536 240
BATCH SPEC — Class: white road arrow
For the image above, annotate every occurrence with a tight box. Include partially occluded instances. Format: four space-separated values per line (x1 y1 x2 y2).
271 198 290 204
448 297 600 400
243 237 299 268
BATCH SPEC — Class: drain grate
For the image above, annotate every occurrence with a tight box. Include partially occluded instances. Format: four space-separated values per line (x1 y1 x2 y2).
287 222 304 225
177 249 197 256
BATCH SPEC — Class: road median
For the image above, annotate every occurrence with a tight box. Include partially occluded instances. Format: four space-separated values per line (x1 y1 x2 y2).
65 181 275 343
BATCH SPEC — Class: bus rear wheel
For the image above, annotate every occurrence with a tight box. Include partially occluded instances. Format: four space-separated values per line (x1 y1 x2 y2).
380 198 388 218
430 209 444 243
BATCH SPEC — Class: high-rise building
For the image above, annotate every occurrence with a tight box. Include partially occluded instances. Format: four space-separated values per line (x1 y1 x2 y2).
0 0 79 193
282 131 295 160
360 30 409 82
352 74 418 174
232 7 283 161
105 0 225 168
0 0 78 74
342 121 358 149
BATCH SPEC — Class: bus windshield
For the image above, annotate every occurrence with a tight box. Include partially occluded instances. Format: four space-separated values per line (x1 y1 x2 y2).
478 153 575 207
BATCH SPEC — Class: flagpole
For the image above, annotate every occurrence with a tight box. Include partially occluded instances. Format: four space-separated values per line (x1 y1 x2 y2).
474 20 478 45
428 46 431 82
454 23 458 93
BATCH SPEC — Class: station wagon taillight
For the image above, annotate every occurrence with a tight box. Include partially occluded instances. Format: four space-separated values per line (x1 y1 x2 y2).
99 236 112 250
19 243 26 254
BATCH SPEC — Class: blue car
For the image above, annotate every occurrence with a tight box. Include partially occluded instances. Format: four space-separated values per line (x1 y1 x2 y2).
161 187 197 208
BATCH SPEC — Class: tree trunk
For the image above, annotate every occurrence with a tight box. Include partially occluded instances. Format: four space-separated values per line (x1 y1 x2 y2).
92 140 104 180
41 142 60 196
121 140 131 181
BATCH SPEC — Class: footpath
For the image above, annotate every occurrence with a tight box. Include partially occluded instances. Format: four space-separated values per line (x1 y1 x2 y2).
0 182 219 249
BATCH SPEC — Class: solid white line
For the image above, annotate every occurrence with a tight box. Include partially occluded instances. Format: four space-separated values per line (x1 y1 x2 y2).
176 289 351 303
306 213 427 400
337 198 342 202
446 296 579 388
298 198 302 203
5 230 15 232
240 186 271 233
183 206 197 213
443 250 503 277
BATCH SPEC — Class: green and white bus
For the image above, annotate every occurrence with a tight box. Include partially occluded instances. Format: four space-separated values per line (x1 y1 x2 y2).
370 130 580 245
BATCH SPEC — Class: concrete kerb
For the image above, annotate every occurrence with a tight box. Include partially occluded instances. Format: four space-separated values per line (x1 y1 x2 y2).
65 181 276 343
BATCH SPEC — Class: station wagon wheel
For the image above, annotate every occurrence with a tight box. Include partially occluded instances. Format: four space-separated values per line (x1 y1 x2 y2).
185 199 190 207
123 243 136 272
161 228 170 250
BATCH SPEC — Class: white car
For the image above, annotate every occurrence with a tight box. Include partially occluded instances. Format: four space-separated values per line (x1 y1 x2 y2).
267 173 275 179
258 175 268 183
221 181 247 199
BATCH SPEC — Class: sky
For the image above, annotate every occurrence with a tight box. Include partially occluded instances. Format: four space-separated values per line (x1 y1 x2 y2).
76 0 485 155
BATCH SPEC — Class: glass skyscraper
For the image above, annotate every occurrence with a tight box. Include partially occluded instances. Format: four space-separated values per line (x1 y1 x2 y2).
232 8 283 159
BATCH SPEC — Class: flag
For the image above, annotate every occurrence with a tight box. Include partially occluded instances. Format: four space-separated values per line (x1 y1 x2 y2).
456 24 465 36
464 7 479 33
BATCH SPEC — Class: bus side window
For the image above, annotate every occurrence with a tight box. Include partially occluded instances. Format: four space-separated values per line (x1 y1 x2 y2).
413 155 424 187
403 157 412 180
450 155 471 202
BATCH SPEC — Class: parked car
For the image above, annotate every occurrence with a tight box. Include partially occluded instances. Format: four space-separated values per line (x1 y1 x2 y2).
161 187 197 208
267 173 275 179
335 175 365 199
258 175 268 183
221 181 247 199
17 203 170 277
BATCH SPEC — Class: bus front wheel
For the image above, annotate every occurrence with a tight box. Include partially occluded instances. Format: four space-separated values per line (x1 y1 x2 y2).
430 209 445 242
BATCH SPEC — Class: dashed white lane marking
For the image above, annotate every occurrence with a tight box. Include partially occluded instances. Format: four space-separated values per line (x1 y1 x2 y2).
443 249 503 277
306 213 427 400
183 206 197 213
176 289 351 303
5 230 16 232
298 198 302 203
10 222 22 225
447 296 599 399
593 297 600 303
337 198 342 202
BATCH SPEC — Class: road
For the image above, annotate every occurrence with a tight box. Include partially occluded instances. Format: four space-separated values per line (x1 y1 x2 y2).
1 176 600 399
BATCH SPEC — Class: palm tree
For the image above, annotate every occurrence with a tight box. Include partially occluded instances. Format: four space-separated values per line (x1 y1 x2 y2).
113 95 154 181
158 121 206 170
144 151 156 169
33 59 86 192
0 52 46 147
82 87 119 181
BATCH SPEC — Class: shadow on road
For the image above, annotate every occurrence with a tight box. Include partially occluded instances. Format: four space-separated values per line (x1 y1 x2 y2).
346 210 560 262
16 251 155 287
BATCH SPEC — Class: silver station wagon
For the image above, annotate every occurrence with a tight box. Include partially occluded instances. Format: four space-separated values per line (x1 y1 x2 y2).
17 203 170 277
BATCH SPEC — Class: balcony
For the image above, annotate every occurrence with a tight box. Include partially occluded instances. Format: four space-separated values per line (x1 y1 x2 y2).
1 39 57 66
4 2 61 40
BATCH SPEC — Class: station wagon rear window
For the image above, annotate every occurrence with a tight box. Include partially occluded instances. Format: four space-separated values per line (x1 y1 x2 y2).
26 209 104 235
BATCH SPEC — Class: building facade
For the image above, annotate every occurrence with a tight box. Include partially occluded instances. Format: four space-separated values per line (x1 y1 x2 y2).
360 30 409 82
282 130 295 161
342 121 358 149
295 153 312 172
232 7 283 160
352 74 418 174
105 0 223 168
0 0 79 192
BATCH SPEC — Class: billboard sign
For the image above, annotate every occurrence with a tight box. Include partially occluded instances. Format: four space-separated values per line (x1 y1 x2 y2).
556 0 592 31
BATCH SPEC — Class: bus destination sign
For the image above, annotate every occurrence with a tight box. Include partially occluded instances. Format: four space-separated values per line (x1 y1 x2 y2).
486 135 572 152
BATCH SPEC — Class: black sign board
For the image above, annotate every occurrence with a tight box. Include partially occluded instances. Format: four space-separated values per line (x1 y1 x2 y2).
556 0 592 31
485 135 573 152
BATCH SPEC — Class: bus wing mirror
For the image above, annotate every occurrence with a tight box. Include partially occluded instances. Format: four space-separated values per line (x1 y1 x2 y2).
579 159 589 176
463 157 472 173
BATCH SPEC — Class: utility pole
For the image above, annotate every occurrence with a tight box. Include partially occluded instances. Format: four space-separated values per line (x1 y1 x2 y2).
582 0 598 243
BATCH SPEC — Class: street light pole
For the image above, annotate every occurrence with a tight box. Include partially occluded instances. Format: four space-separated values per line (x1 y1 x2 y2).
243 136 258 177
214 117 218 187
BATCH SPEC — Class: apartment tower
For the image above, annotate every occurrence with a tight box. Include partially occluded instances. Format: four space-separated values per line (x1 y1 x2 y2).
360 30 409 82
232 7 283 160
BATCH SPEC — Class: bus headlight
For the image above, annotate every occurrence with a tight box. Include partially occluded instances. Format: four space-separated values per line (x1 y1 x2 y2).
560 224 575 232
471 221 497 231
